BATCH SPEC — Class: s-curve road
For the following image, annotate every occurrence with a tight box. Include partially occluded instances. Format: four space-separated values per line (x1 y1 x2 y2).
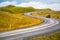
0 13 60 40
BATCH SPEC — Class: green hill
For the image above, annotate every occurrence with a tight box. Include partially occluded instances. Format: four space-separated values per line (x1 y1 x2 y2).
0 5 35 32
0 5 43 32
0 5 35 14
33 8 60 19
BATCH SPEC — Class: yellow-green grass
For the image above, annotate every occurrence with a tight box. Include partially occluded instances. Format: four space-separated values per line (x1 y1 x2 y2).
28 30 60 40
32 10 60 19
0 11 43 32
56 11 60 19
0 5 35 13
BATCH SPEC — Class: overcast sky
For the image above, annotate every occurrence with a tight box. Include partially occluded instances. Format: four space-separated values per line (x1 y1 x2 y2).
0 0 60 11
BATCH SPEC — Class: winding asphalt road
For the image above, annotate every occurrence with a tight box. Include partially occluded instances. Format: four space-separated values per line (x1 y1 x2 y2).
0 13 60 40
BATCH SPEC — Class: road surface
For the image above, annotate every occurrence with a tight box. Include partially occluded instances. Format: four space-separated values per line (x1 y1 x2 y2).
0 13 60 40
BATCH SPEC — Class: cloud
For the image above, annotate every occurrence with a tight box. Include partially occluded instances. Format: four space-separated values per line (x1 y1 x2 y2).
16 1 60 11
16 1 48 8
0 1 60 11
33 0 60 4
48 4 60 11
0 1 17 7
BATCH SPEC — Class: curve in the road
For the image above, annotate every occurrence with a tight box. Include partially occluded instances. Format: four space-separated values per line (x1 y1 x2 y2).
0 13 59 39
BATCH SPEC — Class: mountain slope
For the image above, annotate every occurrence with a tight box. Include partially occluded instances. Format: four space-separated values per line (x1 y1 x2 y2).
0 11 43 32
33 8 60 18
0 5 35 14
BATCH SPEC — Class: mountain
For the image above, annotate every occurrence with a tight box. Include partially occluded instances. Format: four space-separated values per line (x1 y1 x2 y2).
0 5 43 32
36 8 52 11
0 5 35 14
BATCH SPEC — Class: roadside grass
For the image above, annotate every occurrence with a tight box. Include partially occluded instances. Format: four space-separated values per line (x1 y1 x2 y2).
28 30 60 40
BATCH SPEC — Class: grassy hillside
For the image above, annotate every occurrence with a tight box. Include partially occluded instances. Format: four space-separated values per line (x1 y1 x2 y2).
0 5 35 14
33 8 60 19
56 11 60 19
0 11 43 32
0 5 43 32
